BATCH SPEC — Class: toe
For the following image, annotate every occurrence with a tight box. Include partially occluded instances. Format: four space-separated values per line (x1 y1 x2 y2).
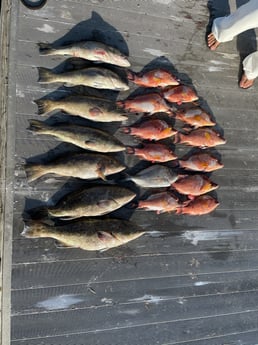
239 74 254 89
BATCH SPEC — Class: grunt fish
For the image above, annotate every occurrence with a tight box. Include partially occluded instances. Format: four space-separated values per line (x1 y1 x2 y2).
173 107 215 128
46 185 136 219
174 128 226 148
128 165 178 188
28 119 125 153
171 174 218 197
138 191 180 214
121 119 177 141
127 68 179 88
22 218 144 251
34 95 128 122
126 143 177 163
37 66 129 91
116 93 172 115
176 195 219 215
179 152 224 172
38 41 131 67
24 152 126 182
163 85 199 104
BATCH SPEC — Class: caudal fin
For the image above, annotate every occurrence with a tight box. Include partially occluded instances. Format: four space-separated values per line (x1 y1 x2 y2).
34 99 54 116
21 220 49 238
37 67 55 83
28 119 49 134
24 163 46 182
38 42 55 55
126 70 136 81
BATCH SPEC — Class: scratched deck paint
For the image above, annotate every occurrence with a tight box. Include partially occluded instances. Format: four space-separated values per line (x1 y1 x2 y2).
2 0 258 344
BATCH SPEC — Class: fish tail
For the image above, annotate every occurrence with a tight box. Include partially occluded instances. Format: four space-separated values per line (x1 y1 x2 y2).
116 100 125 109
126 69 136 81
126 146 136 155
24 163 46 182
37 67 55 83
38 42 56 55
121 126 131 134
34 99 54 116
172 132 181 144
28 119 50 134
21 220 50 238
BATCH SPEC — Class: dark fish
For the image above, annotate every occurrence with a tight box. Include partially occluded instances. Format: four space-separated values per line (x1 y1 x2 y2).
22 218 144 251
24 153 126 182
28 119 125 152
47 185 136 219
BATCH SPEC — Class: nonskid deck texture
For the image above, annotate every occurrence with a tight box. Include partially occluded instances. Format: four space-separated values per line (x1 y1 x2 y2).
4 0 258 344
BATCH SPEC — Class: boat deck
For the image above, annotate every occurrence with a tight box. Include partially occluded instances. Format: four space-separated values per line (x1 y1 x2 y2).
2 0 258 344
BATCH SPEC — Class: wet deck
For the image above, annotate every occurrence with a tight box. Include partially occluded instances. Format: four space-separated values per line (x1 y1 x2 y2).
2 0 258 344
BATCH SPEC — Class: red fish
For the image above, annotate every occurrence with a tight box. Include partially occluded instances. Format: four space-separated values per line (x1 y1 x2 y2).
179 152 224 172
121 119 177 141
116 93 172 115
176 195 219 215
174 128 226 148
138 191 180 214
127 68 179 88
163 85 198 104
171 174 218 197
173 107 215 128
126 143 177 163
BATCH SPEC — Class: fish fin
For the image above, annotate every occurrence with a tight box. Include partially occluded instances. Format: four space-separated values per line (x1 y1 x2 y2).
97 231 114 241
172 132 180 144
175 207 182 215
37 67 55 83
55 240 74 248
99 247 109 252
24 163 45 182
21 220 49 238
59 216 78 221
96 163 107 181
34 99 54 116
121 126 131 134
38 42 55 55
28 119 48 133
64 82 75 87
116 100 124 108
25 206 49 220
126 146 135 155
126 69 136 81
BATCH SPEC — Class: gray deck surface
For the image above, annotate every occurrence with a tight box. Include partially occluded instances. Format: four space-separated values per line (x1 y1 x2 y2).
4 0 258 344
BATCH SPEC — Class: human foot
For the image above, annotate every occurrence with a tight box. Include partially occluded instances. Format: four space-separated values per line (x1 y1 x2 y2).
239 73 255 89
207 33 220 50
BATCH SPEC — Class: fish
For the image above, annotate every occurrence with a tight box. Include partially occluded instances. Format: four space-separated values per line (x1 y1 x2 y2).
176 195 219 215
173 107 215 128
45 185 136 219
116 93 172 115
28 119 125 153
121 119 177 140
126 143 177 163
171 174 218 197
137 191 180 214
174 128 226 148
128 164 178 188
38 41 131 67
37 67 129 91
34 95 128 122
162 85 199 104
178 152 224 172
24 152 126 182
21 218 144 251
127 68 179 88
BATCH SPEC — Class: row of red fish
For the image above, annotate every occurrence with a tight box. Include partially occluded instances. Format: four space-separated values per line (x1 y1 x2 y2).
119 68 224 216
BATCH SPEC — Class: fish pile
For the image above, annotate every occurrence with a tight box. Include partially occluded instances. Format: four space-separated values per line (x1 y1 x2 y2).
22 34 225 251
117 68 224 215
23 39 145 252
